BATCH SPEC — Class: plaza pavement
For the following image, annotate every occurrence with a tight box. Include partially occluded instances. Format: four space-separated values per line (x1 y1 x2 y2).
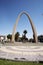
0 42 43 46
0 42 43 61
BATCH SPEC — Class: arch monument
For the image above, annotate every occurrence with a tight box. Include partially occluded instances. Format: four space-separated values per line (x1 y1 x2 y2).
12 11 38 43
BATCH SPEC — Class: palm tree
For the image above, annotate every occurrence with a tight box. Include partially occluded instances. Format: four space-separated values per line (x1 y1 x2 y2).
15 32 20 41
21 30 27 42
7 34 12 41
23 30 27 37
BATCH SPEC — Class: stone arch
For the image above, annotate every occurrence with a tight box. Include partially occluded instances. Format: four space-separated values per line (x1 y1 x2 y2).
12 11 38 43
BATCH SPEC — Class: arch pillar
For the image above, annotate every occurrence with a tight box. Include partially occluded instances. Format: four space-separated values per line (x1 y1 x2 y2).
12 11 38 43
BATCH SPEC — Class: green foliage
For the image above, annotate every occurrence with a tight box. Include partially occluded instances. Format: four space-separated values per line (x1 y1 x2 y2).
0 59 43 65
7 34 12 40
14 30 28 42
21 30 28 42
38 35 43 42
23 30 27 35
15 32 20 41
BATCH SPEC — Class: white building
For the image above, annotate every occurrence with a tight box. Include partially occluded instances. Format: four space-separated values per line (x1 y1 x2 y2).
0 35 7 42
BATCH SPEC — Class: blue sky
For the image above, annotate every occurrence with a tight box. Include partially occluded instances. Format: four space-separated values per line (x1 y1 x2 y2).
0 0 43 38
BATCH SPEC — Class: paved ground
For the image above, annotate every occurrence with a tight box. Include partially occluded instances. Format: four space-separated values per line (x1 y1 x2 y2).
0 42 43 46
0 44 43 61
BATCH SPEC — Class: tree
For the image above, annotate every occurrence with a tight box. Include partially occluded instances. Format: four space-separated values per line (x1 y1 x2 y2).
7 34 12 41
23 30 27 38
29 38 33 42
38 35 43 42
21 30 28 42
15 32 20 41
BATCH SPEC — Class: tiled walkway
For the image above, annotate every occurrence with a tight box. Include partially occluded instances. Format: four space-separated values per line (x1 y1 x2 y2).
0 46 43 61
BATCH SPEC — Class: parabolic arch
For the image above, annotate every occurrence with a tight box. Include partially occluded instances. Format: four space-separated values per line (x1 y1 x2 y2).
12 11 38 43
